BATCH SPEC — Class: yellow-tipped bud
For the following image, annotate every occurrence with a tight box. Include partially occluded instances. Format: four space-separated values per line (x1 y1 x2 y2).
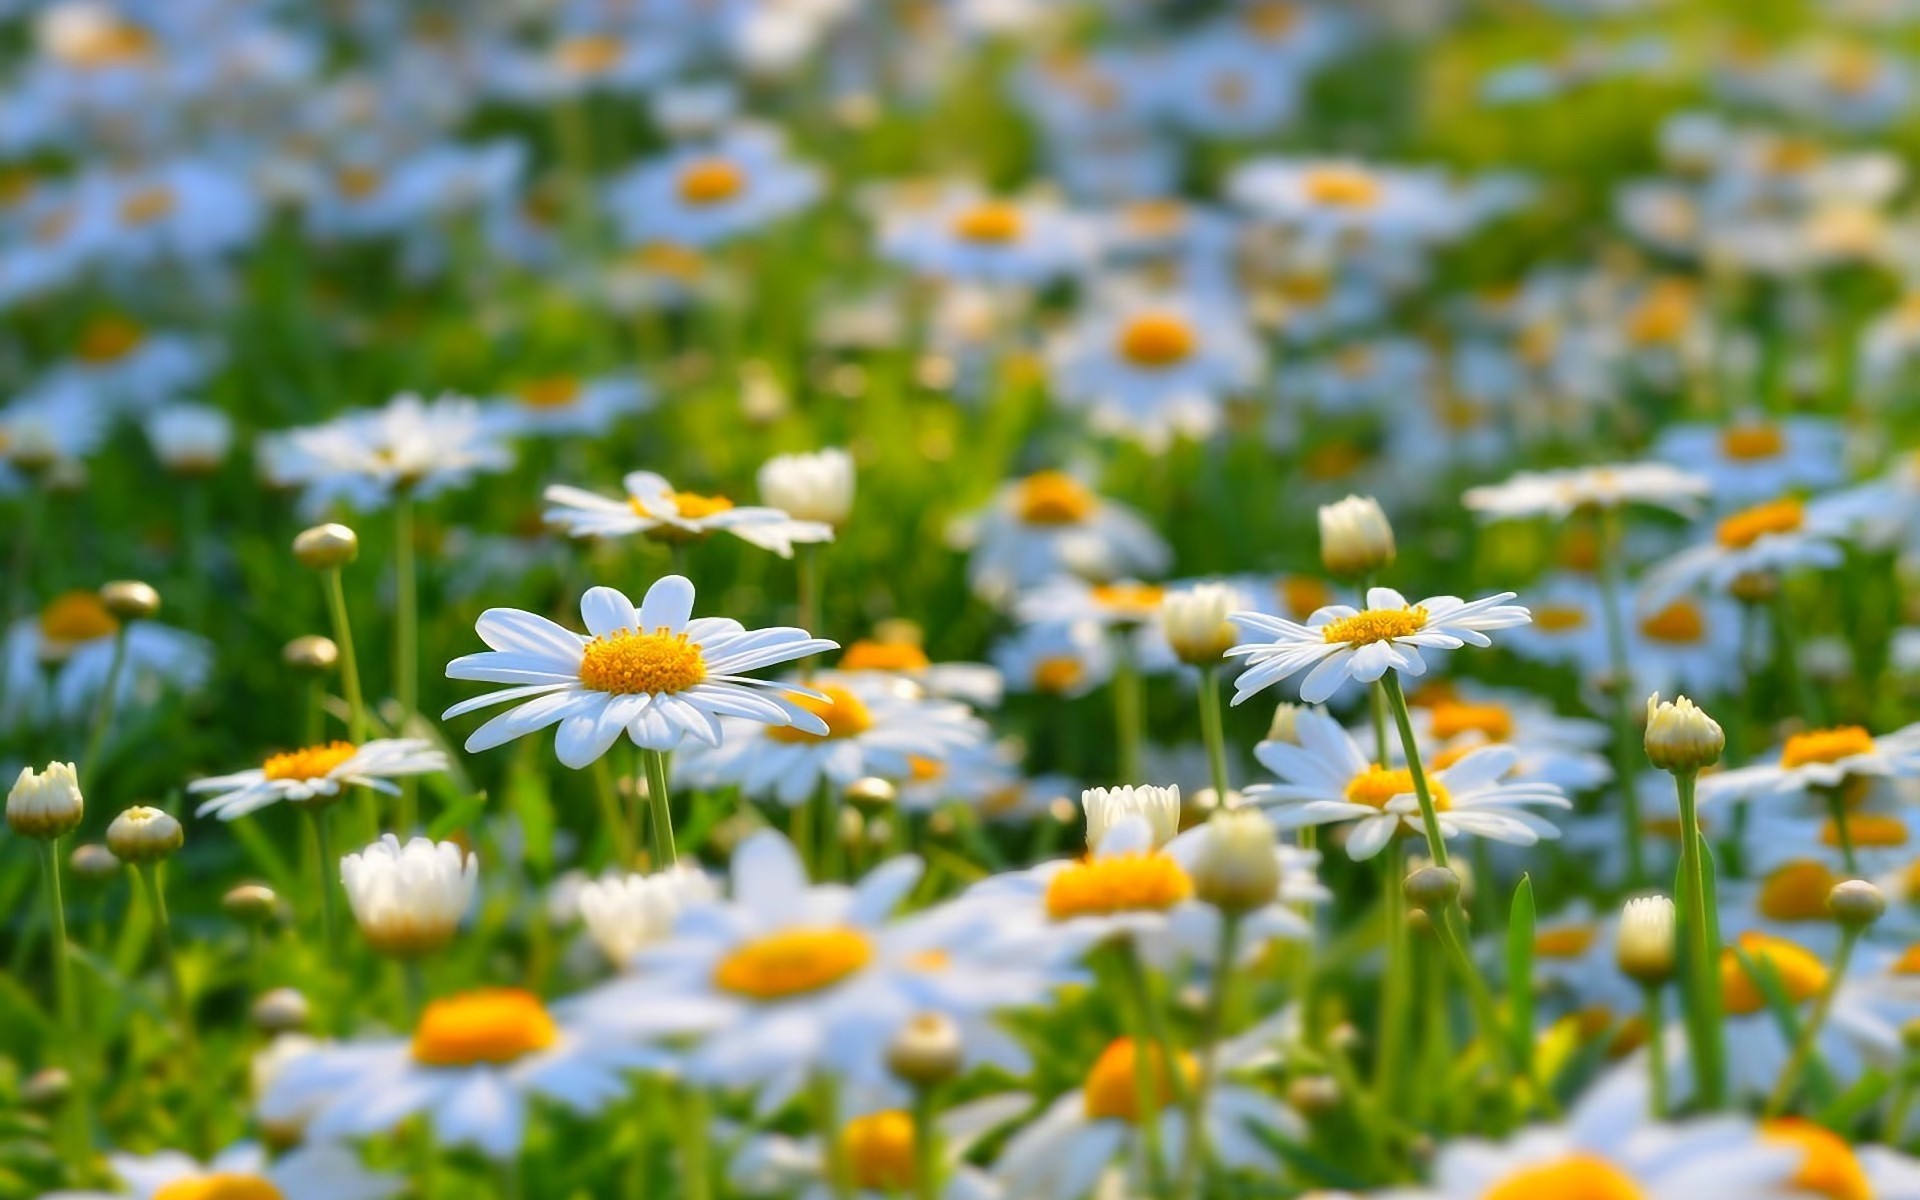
1644 693 1724 773
292 523 359 570
1616 895 1677 985
1318 495 1395 579
7 762 84 840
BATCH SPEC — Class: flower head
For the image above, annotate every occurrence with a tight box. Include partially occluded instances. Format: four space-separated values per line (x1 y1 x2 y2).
7 761 82 839
340 835 478 959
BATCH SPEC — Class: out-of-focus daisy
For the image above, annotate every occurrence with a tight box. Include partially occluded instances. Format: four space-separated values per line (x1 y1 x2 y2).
60 1142 400 1200
731 1093 1027 1200
2 590 211 730
190 738 447 821
1463 461 1710 520
1229 157 1474 245
951 471 1170 604
143 402 233 476
605 125 821 250
992 620 1114 698
1226 586 1531 705
880 190 1093 287
835 637 1004 709
1654 415 1847 508
1642 493 1855 604
1245 708 1570 860
442 575 837 766
480 373 650 438
1046 292 1262 448
1405 686 1611 792
264 393 513 514
543 470 832 558
576 866 719 968
1701 722 1920 803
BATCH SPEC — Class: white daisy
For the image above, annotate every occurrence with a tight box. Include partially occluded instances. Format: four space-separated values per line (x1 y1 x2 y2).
1405 685 1612 793
1700 722 1920 804
1642 493 1856 605
189 739 448 821
951 471 1170 605
732 1094 1025 1200
54 1142 400 1200
1228 157 1476 245
1654 414 1848 508
442 575 837 766
542 470 832 559
992 620 1115 698
1 590 211 731
833 639 1004 710
264 392 514 515
605 124 821 250
479 373 651 439
1462 461 1710 521
879 190 1094 288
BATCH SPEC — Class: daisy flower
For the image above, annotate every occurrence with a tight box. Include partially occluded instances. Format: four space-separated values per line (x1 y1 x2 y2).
1654 414 1847 508
1 590 211 731
879 190 1093 288
1405 686 1612 792
264 393 513 515
951 471 1170 604
1246 708 1569 860
1228 157 1473 245
834 638 1004 710
993 620 1114 698
543 470 832 559
732 1094 1027 1200
1462 461 1710 521
479 373 650 439
54 1142 400 1200
442 575 837 767
189 739 447 821
1225 586 1532 706
1700 722 1920 803
1522 900 1644 1020
604 124 821 250
1642 493 1855 605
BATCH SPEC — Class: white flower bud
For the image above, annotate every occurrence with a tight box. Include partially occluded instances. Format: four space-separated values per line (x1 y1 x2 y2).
1318 495 1395 579
339 835 477 959
7 762 84 839
1616 895 1676 984
1082 784 1182 851
1192 810 1282 914
1160 583 1245 667
144 404 233 476
886 1011 964 1088
292 523 359 570
1266 703 1305 745
1644 693 1724 773
1829 879 1886 929
757 447 854 527
106 806 182 862
576 866 716 967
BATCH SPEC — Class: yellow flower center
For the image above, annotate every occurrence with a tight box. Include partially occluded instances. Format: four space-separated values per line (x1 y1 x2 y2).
1721 424 1786 461
1480 1155 1647 1200
411 989 559 1066
1892 944 1920 976
1045 854 1193 920
577 629 707 695
1823 47 1880 96
1764 1118 1872 1200
1625 282 1694 345
337 167 383 200
907 755 943 782
1014 470 1095 525
1757 861 1837 922
713 927 873 1000
1115 314 1197 368
1280 576 1334 618
1321 606 1429 646
951 202 1024 244
677 159 745 206
1721 933 1830 1016
1429 702 1513 743
1243 0 1300 38
56 21 156 67
1824 812 1906 848
76 315 145 363
839 640 931 672
838 1111 916 1192
262 741 358 782
1344 765 1451 811
1090 582 1165 619
1535 925 1598 958
1781 726 1876 769
1533 605 1589 632
1033 656 1086 694
631 491 736 537
153 1176 286 1200
1715 498 1805 549
1301 168 1380 209
517 376 582 409
1638 600 1705 644
118 186 176 226
554 34 623 74
39 592 120 643
763 686 874 744
1083 1038 1197 1122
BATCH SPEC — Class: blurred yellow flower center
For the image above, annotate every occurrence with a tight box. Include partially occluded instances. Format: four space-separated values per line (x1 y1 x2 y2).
1116 314 1196 368
1480 1155 1646 1200
1823 48 1881 96
1344 765 1450 811
517 376 581 409
76 315 146 363
1083 1038 1196 1122
1715 498 1804 549
577 629 707 695
1721 424 1785 461
838 1110 916 1191
1429 702 1513 742
660 491 735 521
56 21 156 67
40 591 120 643
153 1175 285 1200
1781 726 1875 769
1243 1 1300 38
841 640 931 671
1721 933 1829 1016
337 167 383 200
263 741 357 782
1892 944 1920 975
678 159 745 206
1533 605 1589 632
1014 471 1095 524
411 988 558 1066
907 755 943 782
1302 168 1380 208
1638 600 1705 644
1825 812 1906 847
713 927 873 999
554 34 622 74
1046 853 1193 920
119 186 176 226
1625 282 1694 345
1322 607 1428 645
1091 582 1165 617
1764 1118 1871 1200
764 686 873 743
1757 861 1837 922
1034 656 1085 693
1535 925 1598 958
1280 576 1334 618
952 202 1023 243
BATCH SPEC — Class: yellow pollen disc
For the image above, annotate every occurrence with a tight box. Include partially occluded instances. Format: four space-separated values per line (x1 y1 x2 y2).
1782 726 1876 769
118 185 176 226
713 927 873 1000
840 640 931 672
907 755 943 782
1480 1155 1647 1200
554 34 623 74
58 23 155 67
1301 168 1380 208
1091 582 1165 618
517 376 581 409
837 1111 916 1191
1715 498 1805 549
1014 471 1096 525
1280 576 1334 619
1115 314 1196 368
1083 1038 1197 1122
1721 424 1786 461
76 315 145 363
1033 656 1085 694
263 741 358 782
1721 933 1830 1016
764 686 874 744
337 167 383 200
1344 765 1451 812
677 159 745 206
1535 925 1598 958
1764 1118 1872 1200
411 989 558 1066
1321 606 1429 646
153 1175 286 1200
1893 944 1920 976
951 202 1024 244
576 629 707 695
1758 861 1839 922
40 591 120 643
907 949 951 972
1625 282 1694 345
1045 854 1193 920
1429 702 1513 743
1532 605 1589 632
1243 0 1300 38
1638 600 1705 644
1123 200 1185 237
1823 48 1880 96
1825 812 1906 848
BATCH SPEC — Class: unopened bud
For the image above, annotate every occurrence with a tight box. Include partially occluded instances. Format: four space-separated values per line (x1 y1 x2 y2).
1265 703 1305 745
1404 865 1460 912
1285 1075 1340 1116
1616 895 1676 985
886 1011 964 1088
106 806 183 863
283 635 339 673
224 883 280 925
1160 583 1244 667
7 762 84 839
69 842 120 881
846 776 896 810
21 1068 70 1110
99 579 160 620
1318 495 1395 579
292 523 359 570
252 987 311 1034
1829 879 1886 929
1644 694 1724 773
1192 810 1281 914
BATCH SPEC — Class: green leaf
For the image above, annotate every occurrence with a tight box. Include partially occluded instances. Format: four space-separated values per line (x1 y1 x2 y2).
428 791 489 843
1505 874 1536 1078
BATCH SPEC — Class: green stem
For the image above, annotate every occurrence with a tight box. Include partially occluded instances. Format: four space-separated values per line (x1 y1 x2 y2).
394 492 419 833
134 864 193 1052
305 807 339 951
1673 771 1727 1109
1175 913 1241 1200
640 749 678 868
1765 929 1859 1117
322 568 369 743
1113 643 1144 783
796 544 824 681
1888 1070 1918 1147
79 628 129 794
911 1086 941 1200
1197 667 1231 802
1772 588 1822 726
593 757 637 868
1821 787 1857 876
1379 673 1447 868
1373 843 1410 1107
38 841 88 1165
681 1085 712 1200
1642 985 1668 1118
1595 509 1647 890
814 1074 853 1200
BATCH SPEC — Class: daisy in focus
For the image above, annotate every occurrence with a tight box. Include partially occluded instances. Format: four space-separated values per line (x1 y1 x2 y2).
543 470 832 558
190 739 447 821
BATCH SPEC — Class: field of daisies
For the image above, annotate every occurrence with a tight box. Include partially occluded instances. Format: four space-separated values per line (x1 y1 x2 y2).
13 0 1920 1197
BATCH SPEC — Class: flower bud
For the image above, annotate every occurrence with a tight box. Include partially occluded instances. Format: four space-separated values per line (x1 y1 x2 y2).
1082 785 1182 851
292 523 359 570
1265 703 1305 745
1192 810 1281 914
69 842 120 881
106 806 183 862
1403 865 1460 912
99 579 160 620
21 1068 70 1110
757 447 854 527
283 635 339 673
1285 1075 1340 1117
1829 879 1886 929
577 867 716 967
846 776 897 810
886 1011 964 1088
1318 495 1395 579
8 762 84 839
340 835 478 959
224 883 280 925
1644 694 1724 773
1616 895 1676 985
252 987 312 1034
1159 583 1245 667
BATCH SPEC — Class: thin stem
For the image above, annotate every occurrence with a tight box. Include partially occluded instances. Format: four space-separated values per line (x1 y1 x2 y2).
1113 641 1144 783
322 568 369 743
1771 587 1822 725
306 807 339 951
1595 509 1647 890
1673 770 1726 1109
1821 787 1857 876
134 864 192 1047
1197 666 1231 802
592 756 637 868
38 841 88 1165
1175 913 1241 1200
640 749 678 868
681 1085 712 1200
1642 985 1668 1118
1888 1069 1918 1147
394 492 420 833
1373 843 1410 1108
814 1074 853 1200
912 1086 941 1200
79 628 130 794
1379 673 1447 868
1765 928 1859 1117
